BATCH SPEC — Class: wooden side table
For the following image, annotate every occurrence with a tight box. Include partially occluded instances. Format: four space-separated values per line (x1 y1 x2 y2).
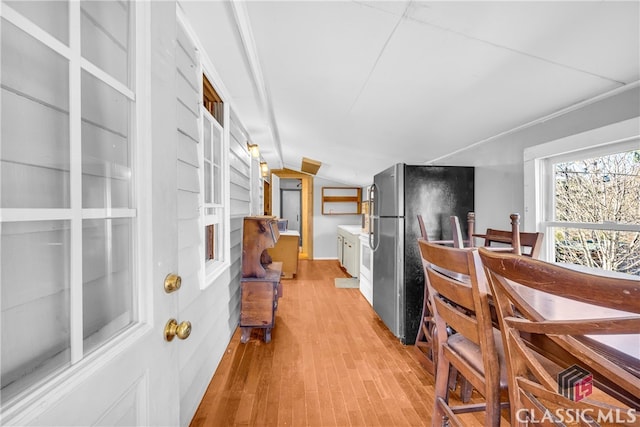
240 262 282 343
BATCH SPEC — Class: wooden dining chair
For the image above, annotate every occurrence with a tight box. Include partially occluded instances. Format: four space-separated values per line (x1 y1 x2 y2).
451 212 475 249
420 240 509 427
477 213 544 258
417 212 475 247
414 212 475 375
479 248 640 427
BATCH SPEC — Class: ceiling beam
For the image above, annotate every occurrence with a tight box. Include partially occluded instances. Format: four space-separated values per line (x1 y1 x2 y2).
230 0 284 168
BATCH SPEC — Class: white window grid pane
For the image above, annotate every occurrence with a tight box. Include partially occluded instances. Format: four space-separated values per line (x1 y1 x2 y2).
544 145 640 275
204 161 212 204
1 220 72 403
81 1 132 88
202 108 223 209
549 226 639 275
82 218 135 354
0 0 138 403
213 164 222 205
204 209 222 263
553 150 639 225
1 18 71 209
204 118 212 162
4 0 70 45
81 70 132 209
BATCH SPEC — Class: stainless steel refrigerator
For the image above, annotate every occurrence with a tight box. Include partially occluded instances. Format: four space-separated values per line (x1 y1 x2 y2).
368 164 474 344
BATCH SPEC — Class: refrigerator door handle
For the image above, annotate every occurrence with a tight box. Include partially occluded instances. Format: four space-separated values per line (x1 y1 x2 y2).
368 184 380 251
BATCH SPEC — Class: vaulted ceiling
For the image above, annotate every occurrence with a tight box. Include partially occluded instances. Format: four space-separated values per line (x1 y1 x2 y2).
180 1 640 186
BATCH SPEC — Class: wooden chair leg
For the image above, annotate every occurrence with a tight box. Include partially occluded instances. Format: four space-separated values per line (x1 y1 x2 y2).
432 351 453 427
460 377 473 403
447 370 473 402
447 368 458 391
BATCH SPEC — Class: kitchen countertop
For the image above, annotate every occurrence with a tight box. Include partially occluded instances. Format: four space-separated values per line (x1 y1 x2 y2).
278 230 300 237
337 225 363 236
338 224 372 240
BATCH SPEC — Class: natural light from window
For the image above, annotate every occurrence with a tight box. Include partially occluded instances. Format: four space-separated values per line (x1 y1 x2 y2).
552 150 639 275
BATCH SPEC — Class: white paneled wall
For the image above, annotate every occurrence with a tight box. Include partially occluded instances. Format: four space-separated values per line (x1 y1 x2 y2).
229 115 252 216
174 19 253 425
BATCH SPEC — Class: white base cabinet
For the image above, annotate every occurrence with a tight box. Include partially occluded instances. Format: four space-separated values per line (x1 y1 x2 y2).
337 226 360 278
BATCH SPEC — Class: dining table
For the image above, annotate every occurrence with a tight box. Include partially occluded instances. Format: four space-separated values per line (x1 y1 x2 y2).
509 262 640 409
431 260 640 409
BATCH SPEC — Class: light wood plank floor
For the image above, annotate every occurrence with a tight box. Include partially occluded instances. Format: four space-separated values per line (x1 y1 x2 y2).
190 260 497 427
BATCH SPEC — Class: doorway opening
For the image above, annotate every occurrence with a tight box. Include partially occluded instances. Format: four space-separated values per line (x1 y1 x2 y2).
280 179 302 247
266 169 314 259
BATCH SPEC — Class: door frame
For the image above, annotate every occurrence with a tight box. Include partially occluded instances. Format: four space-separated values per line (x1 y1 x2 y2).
268 168 313 259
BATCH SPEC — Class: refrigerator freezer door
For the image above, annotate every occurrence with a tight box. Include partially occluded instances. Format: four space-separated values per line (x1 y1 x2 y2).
403 166 475 243
372 216 404 338
402 165 475 344
374 163 404 218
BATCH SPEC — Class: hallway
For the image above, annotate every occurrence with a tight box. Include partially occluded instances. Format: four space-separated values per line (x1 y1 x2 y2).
189 259 490 426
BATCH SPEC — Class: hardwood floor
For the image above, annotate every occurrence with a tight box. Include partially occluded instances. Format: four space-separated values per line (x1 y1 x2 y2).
190 259 494 427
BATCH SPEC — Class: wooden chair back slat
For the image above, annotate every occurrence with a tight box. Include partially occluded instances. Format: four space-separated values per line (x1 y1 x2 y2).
481 213 544 258
483 228 515 244
419 236 471 275
432 297 480 345
507 317 640 335
427 269 475 311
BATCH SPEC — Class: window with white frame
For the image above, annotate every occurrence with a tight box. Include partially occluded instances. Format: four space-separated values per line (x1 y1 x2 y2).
1 0 139 402
526 121 640 276
201 74 225 276
202 110 224 264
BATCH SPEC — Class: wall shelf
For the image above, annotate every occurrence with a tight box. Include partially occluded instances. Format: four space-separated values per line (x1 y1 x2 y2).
321 187 362 215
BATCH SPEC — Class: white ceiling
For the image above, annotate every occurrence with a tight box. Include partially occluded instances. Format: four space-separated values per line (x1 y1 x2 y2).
180 1 639 186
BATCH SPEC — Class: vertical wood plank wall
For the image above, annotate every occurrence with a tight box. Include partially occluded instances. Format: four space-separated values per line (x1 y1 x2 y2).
174 20 253 426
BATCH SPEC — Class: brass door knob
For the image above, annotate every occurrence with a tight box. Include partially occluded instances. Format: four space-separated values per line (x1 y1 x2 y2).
164 274 182 293
164 318 192 341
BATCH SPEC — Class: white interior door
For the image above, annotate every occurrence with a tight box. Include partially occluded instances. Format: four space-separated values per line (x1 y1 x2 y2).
0 2 182 425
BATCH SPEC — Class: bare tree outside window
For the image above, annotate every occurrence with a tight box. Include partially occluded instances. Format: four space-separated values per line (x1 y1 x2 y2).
554 150 640 275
